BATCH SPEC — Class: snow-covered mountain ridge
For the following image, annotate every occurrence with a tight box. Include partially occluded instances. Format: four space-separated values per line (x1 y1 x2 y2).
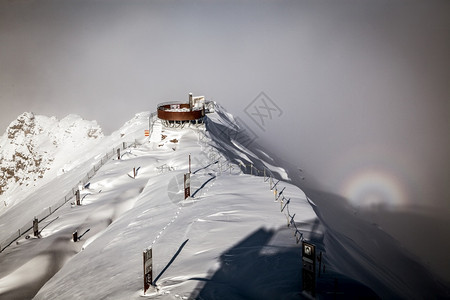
0 106 325 299
0 112 103 204
0 104 448 299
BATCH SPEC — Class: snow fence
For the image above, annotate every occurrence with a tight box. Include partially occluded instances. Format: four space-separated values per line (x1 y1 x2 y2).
0 141 138 253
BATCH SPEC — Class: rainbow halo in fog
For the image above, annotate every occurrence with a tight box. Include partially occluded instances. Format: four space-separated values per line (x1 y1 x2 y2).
341 169 407 208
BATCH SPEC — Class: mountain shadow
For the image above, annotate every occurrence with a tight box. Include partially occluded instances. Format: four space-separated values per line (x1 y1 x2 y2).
190 227 378 300
299 187 450 299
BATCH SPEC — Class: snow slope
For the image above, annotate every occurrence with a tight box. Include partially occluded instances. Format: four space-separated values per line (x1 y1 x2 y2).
29 114 324 299
0 112 151 247
0 112 103 211
0 104 448 299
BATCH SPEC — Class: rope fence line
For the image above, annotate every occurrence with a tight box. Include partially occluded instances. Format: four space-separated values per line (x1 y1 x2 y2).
0 140 139 253
139 117 314 293
144 129 308 248
240 162 306 244
145 130 238 252
194 129 307 244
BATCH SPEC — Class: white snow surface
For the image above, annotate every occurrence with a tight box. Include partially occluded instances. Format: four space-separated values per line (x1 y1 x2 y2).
0 108 319 299
0 112 150 245
0 105 448 299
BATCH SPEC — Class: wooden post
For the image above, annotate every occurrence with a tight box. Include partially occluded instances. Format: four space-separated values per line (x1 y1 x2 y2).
184 173 191 199
117 148 120 160
133 167 136 179
76 190 81 206
189 154 191 174
318 251 322 278
143 252 147 293
143 248 153 294
33 217 39 237
73 231 78 242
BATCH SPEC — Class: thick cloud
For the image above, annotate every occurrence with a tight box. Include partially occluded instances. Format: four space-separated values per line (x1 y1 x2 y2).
0 0 448 212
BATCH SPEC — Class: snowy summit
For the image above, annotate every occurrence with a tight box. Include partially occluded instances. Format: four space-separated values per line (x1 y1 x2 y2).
0 102 448 299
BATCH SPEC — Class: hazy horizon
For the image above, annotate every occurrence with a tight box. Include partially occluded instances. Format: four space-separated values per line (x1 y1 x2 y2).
1 0 449 214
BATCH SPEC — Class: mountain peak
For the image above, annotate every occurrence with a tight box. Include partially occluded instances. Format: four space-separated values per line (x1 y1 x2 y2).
6 111 37 140
0 112 104 199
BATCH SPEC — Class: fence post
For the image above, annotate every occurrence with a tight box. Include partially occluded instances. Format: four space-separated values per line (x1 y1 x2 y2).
117 148 120 160
76 190 81 206
33 217 39 237
318 251 322 278
143 248 153 294
184 173 191 199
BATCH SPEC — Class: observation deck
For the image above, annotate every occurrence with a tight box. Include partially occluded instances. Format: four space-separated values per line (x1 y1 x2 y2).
156 93 207 127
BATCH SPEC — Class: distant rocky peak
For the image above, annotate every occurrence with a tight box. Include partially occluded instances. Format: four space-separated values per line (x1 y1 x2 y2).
0 112 104 197
7 112 37 139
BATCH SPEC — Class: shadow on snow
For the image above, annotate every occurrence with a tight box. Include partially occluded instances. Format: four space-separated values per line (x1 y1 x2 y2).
189 226 378 300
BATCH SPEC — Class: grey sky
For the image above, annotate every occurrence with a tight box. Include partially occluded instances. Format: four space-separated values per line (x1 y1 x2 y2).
0 0 449 212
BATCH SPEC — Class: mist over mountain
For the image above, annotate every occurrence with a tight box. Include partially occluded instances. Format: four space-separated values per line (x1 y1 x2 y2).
0 0 449 298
